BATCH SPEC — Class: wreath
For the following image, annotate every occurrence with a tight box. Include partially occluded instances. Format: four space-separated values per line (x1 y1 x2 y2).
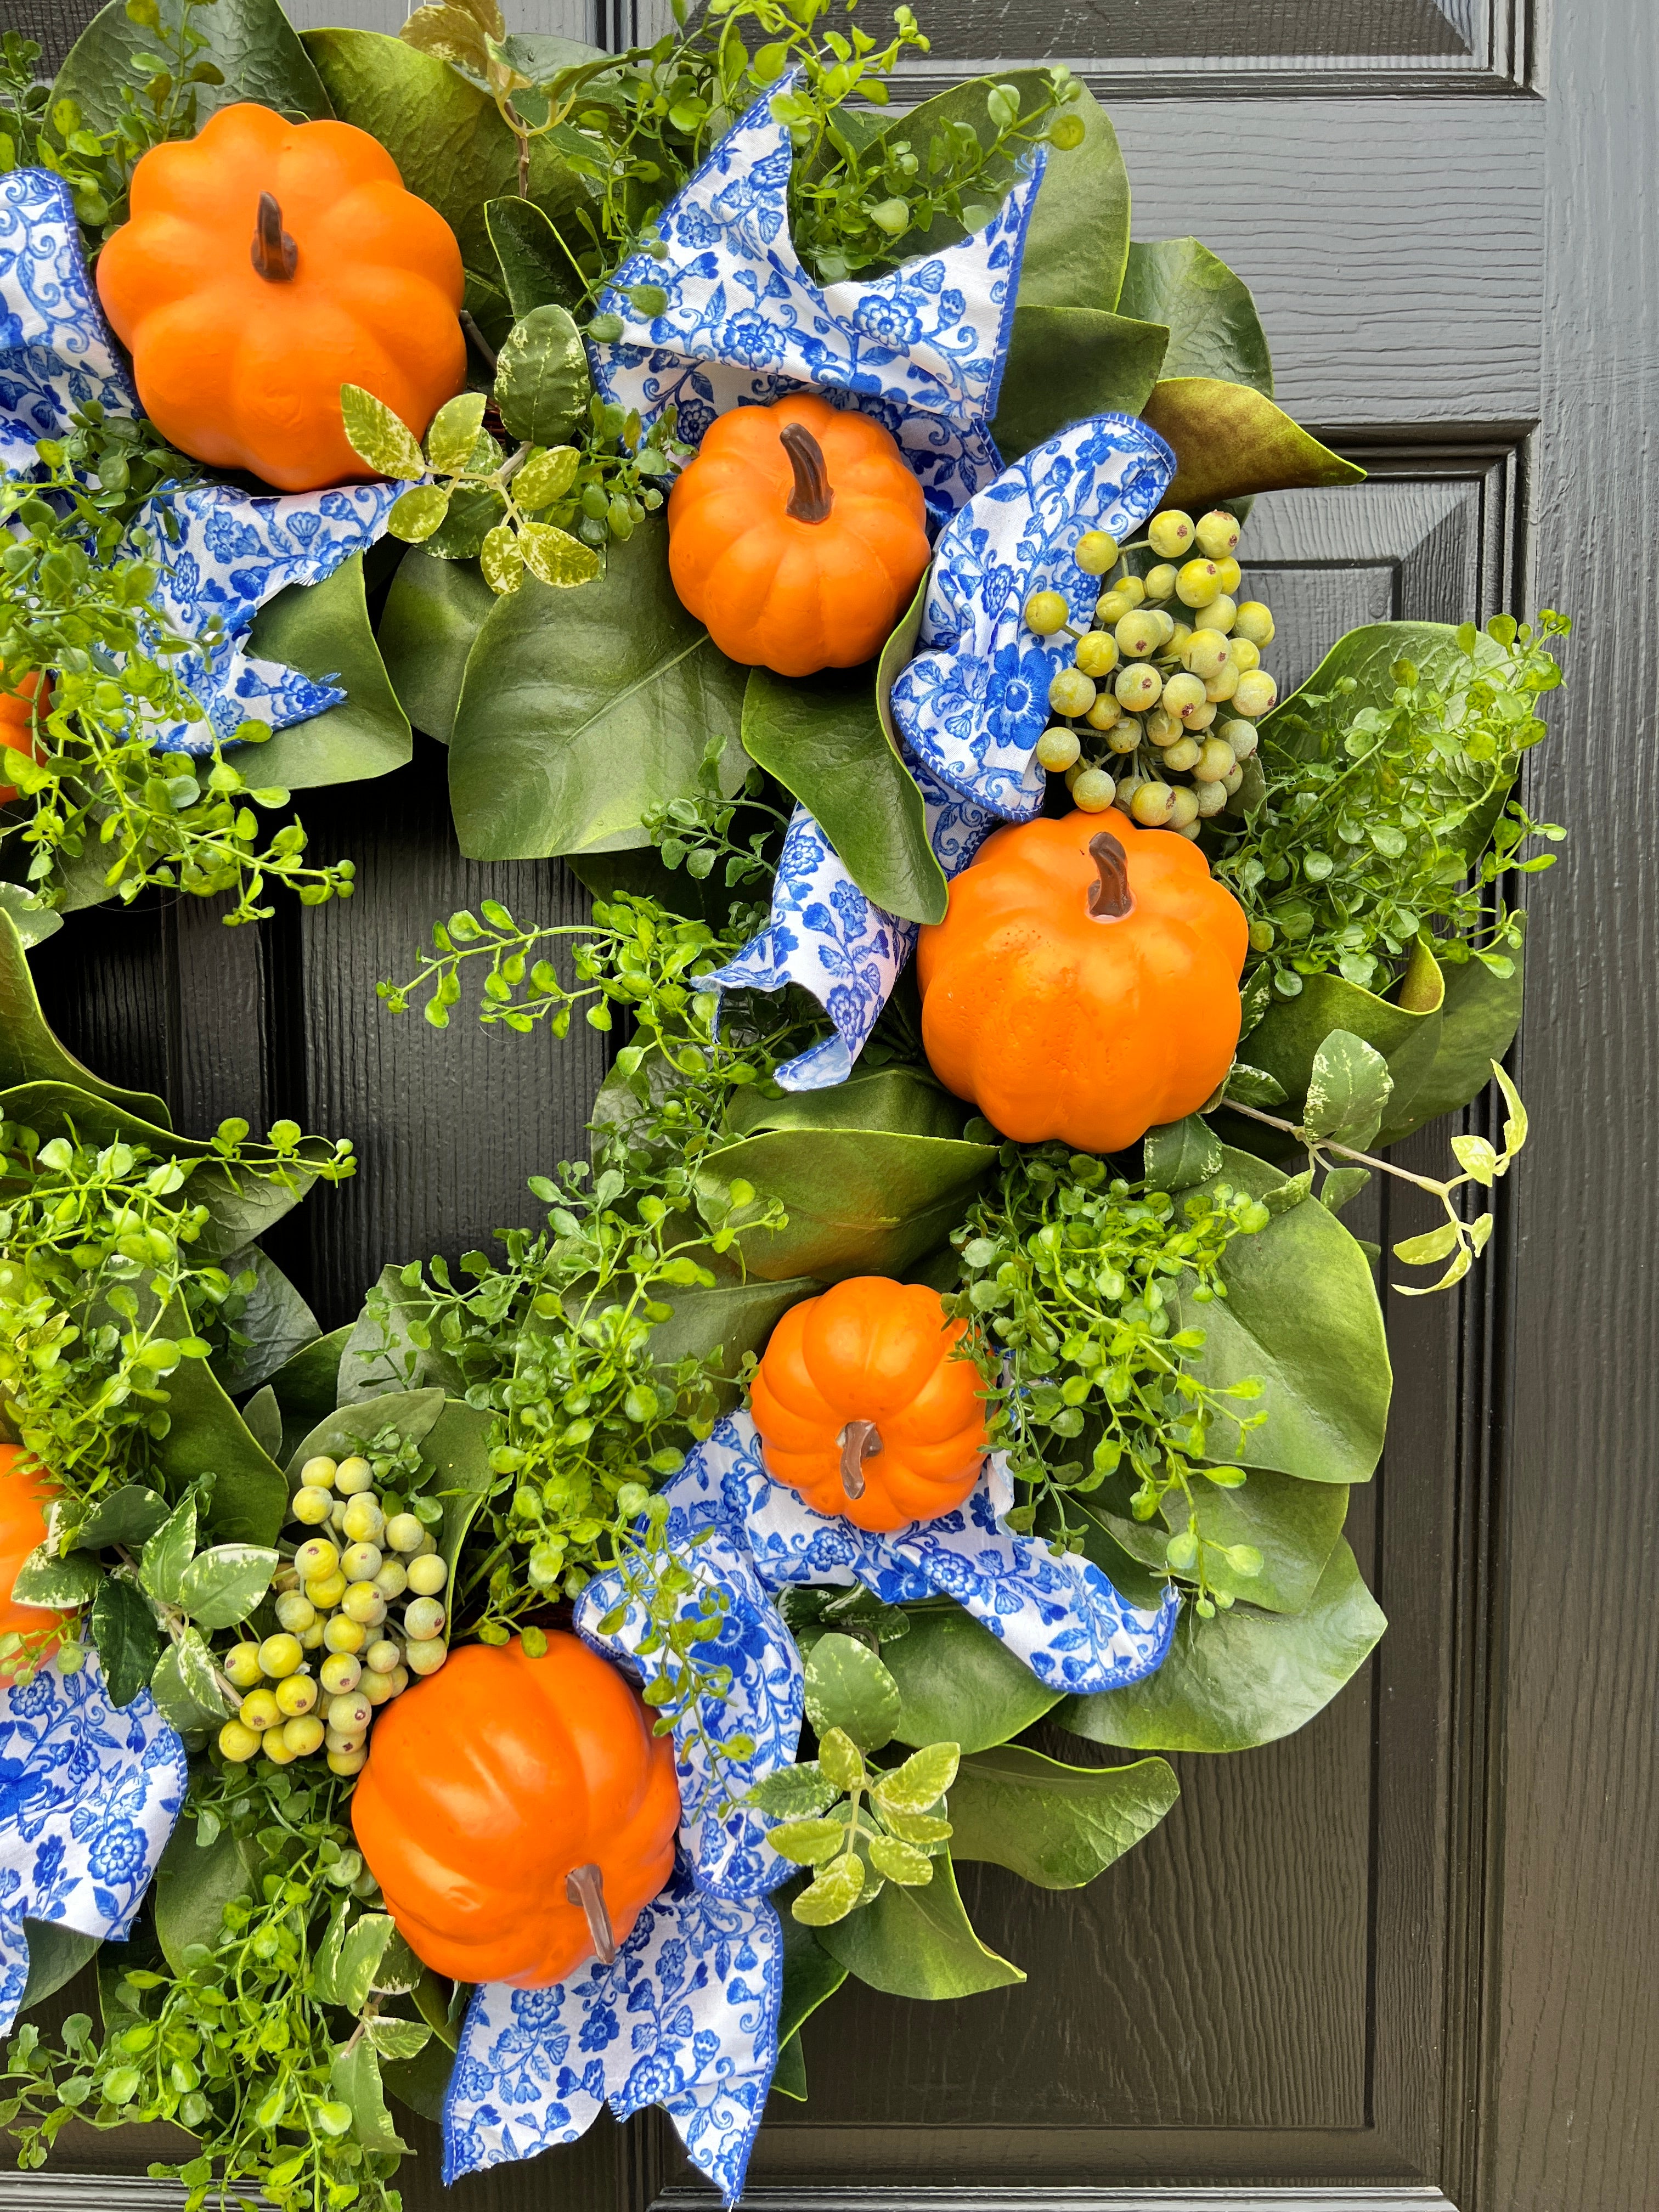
0 0 1569 2205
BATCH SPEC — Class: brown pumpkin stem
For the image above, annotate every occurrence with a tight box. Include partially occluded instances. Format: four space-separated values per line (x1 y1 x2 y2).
1087 830 1135 921
566 1862 617 1965
780 424 834 524
837 1419 883 1501
250 192 297 283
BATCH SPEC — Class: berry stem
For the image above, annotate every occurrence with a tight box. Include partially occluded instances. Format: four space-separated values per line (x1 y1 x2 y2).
780 425 835 524
250 193 297 282
837 1419 882 1500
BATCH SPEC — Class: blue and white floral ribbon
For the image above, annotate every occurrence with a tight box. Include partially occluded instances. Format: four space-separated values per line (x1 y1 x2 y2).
0 168 397 754
710 411 1176 1087
0 1655 187 2033
588 75 1043 526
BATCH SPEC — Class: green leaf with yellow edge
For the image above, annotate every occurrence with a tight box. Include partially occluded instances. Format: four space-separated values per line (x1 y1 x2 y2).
246 554 414 792
330 2038 409 2158
1140 377 1365 509
377 549 495 745
883 1601 1064 1752
815 1848 1024 1998
0 911 169 1124
339 386 424 481
741 663 945 924
946 1744 1178 1887
1055 1537 1385 1753
519 522 601 590
1117 238 1273 395
991 306 1169 463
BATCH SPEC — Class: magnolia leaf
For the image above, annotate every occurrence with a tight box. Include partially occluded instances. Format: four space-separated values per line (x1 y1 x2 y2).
0 912 168 1120
870 1740 960 1816
178 1544 278 1631
946 1745 1179 1887
991 306 1168 460
1143 1114 1223 1192
20 1922 101 2011
54 0 331 141
494 304 589 447
285 1389 447 1484
90 1577 163 1709
1117 237 1273 394
1383 940 1525 1146
388 485 452 543
0 887 59 952
514 445 580 510
1058 1538 1385 1753
1015 81 1131 311
485 194 581 318
246 552 413 792
208 1246 319 1400
746 1764 839 1819
154 1824 253 1976
427 392 488 476
816 1849 1024 1997
803 1634 900 1753
376 549 495 747
883 1602 1063 1752
340 385 424 480
139 1496 197 1612
1303 1028 1392 1152
791 1850 866 1927
518 521 600 590
1140 376 1365 508
868 1835 934 1886
10 1542 98 1610
1163 1466 1349 1614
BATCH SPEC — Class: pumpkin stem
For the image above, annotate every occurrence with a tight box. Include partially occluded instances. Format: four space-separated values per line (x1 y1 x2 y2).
780 424 835 524
250 192 297 283
837 1419 883 1500
566 1862 618 1965
1087 830 1135 921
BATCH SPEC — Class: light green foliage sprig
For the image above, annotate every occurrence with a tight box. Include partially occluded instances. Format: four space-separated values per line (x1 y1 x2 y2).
946 1146 1271 1613
1221 614 1570 1000
642 732 791 896
372 890 822 1631
0 410 358 919
0 0 224 236
0 1760 419 2212
0 1111 353 1514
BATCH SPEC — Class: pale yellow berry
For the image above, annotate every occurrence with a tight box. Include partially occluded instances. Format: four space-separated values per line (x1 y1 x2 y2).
1146 706 1183 747
1227 636 1261 673
326 1724 366 1755
1130 780 1175 826
1084 692 1122 733
383 1513 425 1555
329 1690 374 1734
1164 621 1194 662
1048 668 1097 718
343 1582 386 1627
1161 672 1206 719
239 1688 281 1731
1175 559 1223 608
1023 589 1069 635
299 1457 338 1491
1114 612 1161 661
306 1571 347 1611
1036 725 1081 773
1195 509 1240 559
1147 609 1176 648
1220 718 1259 761
1214 556 1242 595
275 1591 317 1635
328 1748 369 1777
374 1561 409 1601
1194 778 1230 816
1161 736 1201 772
258 1633 303 1680
341 1542 382 1583
1182 629 1231 681
320 1652 362 1695
294 1538 340 1583
291 1487 332 1527
1221 762 1244 796
1166 785 1201 830
275 1673 318 1717
365 1639 400 1675
341 1495 385 1545
1148 510 1195 559
1195 736 1236 781
1142 563 1177 602
1073 529 1118 574
404 1638 449 1678
224 1643 263 1690
363 1669 399 1706
404 1596 446 1643
1233 601 1276 646
262 1725 299 1767
218 1720 262 1763
1103 714 1142 755
1071 768 1116 812
1114 663 1161 713
1206 661 1240 703
334 1457 375 1496
301 1621 326 1650
1233 669 1278 719
324 1616 366 1655
405 1554 448 1599
1204 593 1238 635
1073 630 1118 679
283 1714 325 1758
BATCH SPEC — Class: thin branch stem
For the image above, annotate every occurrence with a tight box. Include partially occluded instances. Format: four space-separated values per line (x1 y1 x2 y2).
1222 1099 1452 1197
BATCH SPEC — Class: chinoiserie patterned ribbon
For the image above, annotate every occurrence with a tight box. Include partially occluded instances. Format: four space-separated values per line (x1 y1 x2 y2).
0 167 398 754
0 1654 187 2034
709 411 1176 1087
586 73 1043 526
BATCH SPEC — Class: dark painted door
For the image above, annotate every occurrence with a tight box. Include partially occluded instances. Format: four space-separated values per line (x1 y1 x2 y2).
17 1 1658 2209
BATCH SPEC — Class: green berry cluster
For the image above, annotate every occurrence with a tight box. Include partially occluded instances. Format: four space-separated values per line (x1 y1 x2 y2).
215 1453 448 1776
1025 508 1279 834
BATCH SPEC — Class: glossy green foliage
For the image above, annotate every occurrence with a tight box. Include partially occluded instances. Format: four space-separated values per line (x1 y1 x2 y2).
246 555 410 792
946 1745 1179 1887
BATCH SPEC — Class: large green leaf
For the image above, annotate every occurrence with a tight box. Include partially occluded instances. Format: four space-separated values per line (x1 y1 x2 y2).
815 1848 1024 1999
301 29 585 276
741 665 946 925
209 1246 319 1398
376 550 494 745
1175 1146 1390 1486
1165 1466 1348 1615
54 0 331 139
485 195 583 318
1117 239 1273 396
156 1348 289 1547
20 1922 101 2012
263 1327 352 1462
946 1745 1178 1886
725 1066 968 1143
284 1387 448 1484
1141 378 1365 509
991 306 1169 462
1055 1537 1385 1753
1014 84 1131 313
91 1577 163 1709
776 1881 848 2045
245 555 411 791
0 885 59 952
448 522 750 859
1243 935 1446 1148
646 1276 822 1404
884 1602 1063 1752
698 1125 998 1284
0 912 169 1124
1384 938 1526 1143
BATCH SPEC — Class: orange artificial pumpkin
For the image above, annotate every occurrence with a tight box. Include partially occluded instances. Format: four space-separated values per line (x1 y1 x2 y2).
351 1633 679 1988
916 809 1248 1154
0 670 46 806
0 1443 67 1679
749 1277 988 1534
95 101 466 494
666 393 930 677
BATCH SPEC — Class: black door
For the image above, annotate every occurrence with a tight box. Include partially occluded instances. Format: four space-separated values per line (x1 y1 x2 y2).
19 1 1658 2209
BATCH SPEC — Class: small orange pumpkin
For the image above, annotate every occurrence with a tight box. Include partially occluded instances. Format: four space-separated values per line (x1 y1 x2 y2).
916 809 1248 1154
749 1277 988 1533
666 393 930 677
0 1442 67 1679
0 670 46 807
95 101 466 493
351 1632 679 1988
